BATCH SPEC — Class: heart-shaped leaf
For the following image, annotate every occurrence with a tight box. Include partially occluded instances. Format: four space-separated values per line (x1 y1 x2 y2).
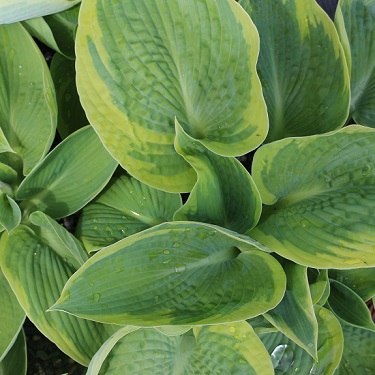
77 174 181 252
87 322 273 375
17 126 117 219
0 225 118 366
239 0 350 142
174 120 261 233
250 125 375 268
52 222 286 326
0 23 56 174
76 0 268 192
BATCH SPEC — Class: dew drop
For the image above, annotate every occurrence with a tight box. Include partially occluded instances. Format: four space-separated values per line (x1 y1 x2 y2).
300 219 310 228
163 258 172 264
29 81 35 86
229 326 236 333
307 343 313 348
89 282 94 287
163 249 170 255
8 49 16 59
271 344 294 373
18 64 23 69
93 225 98 230
173 242 181 248
295 368 300 373
93 293 101 302
174 264 186 274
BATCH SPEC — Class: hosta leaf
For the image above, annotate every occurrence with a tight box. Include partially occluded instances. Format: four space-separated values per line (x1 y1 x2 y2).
17 126 117 219
335 322 375 374
23 4 79 59
0 23 56 175
77 174 181 252
88 322 273 375
335 0 375 127
329 267 375 301
308 269 330 306
327 280 375 331
174 120 261 233
0 267 25 362
249 125 375 269
0 194 21 233
0 0 81 24
264 260 318 360
0 226 117 366
50 53 88 139
0 330 26 375
239 0 350 142
0 128 12 154
76 0 268 192
52 222 286 326
29 211 88 269
258 306 343 374
0 163 17 184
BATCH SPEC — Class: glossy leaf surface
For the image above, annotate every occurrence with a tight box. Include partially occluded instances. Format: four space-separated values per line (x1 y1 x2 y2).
0 23 56 175
77 174 181 252
250 126 375 268
76 0 268 191
239 0 350 142
52 222 286 326
0 226 117 366
174 121 261 233
17 126 117 219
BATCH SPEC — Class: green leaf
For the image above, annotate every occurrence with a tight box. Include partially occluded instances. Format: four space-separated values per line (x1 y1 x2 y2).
327 280 375 331
0 267 25 362
335 322 375 374
259 306 343 374
0 23 56 175
308 269 330 306
0 128 13 154
29 211 88 269
22 4 79 59
88 322 273 375
0 194 21 233
77 174 181 252
0 226 118 366
17 126 117 219
50 53 88 139
173 120 261 233
239 0 350 142
264 260 318 360
249 125 375 269
335 0 375 127
76 0 268 192
0 0 81 24
0 329 27 375
0 163 17 185
329 267 375 301
52 221 286 326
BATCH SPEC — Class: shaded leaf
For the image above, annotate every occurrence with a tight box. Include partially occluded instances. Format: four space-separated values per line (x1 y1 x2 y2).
52 222 286 326
0 329 26 375
250 125 375 268
0 194 21 233
308 268 330 305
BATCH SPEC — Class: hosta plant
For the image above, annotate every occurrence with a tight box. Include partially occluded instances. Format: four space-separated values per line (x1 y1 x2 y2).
0 0 375 374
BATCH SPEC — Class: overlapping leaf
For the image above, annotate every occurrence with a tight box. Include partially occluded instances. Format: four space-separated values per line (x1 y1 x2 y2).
88 323 273 375
0 225 118 366
17 126 117 219
0 23 56 174
239 0 350 142
52 222 285 326
250 125 375 268
0 194 21 233
77 174 181 252
0 330 26 375
308 269 330 305
174 120 261 233
76 0 268 191
335 0 375 127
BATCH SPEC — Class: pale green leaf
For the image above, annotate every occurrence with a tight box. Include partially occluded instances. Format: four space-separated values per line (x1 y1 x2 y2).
239 0 350 142
174 120 261 233
0 194 21 233
76 0 268 192
0 0 81 24
264 260 318 360
88 322 273 375
52 221 286 326
0 23 56 174
0 330 26 375
259 306 343 374
77 174 181 252
0 226 118 366
336 0 375 127
50 53 88 139
17 126 117 219
249 125 375 269
335 322 375 374
0 128 13 154
327 280 375 332
0 267 25 362
329 267 375 301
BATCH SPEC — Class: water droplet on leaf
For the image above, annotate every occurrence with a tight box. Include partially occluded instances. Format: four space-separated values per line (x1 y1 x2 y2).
271 344 294 373
93 293 101 302
174 264 186 273
163 250 170 255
